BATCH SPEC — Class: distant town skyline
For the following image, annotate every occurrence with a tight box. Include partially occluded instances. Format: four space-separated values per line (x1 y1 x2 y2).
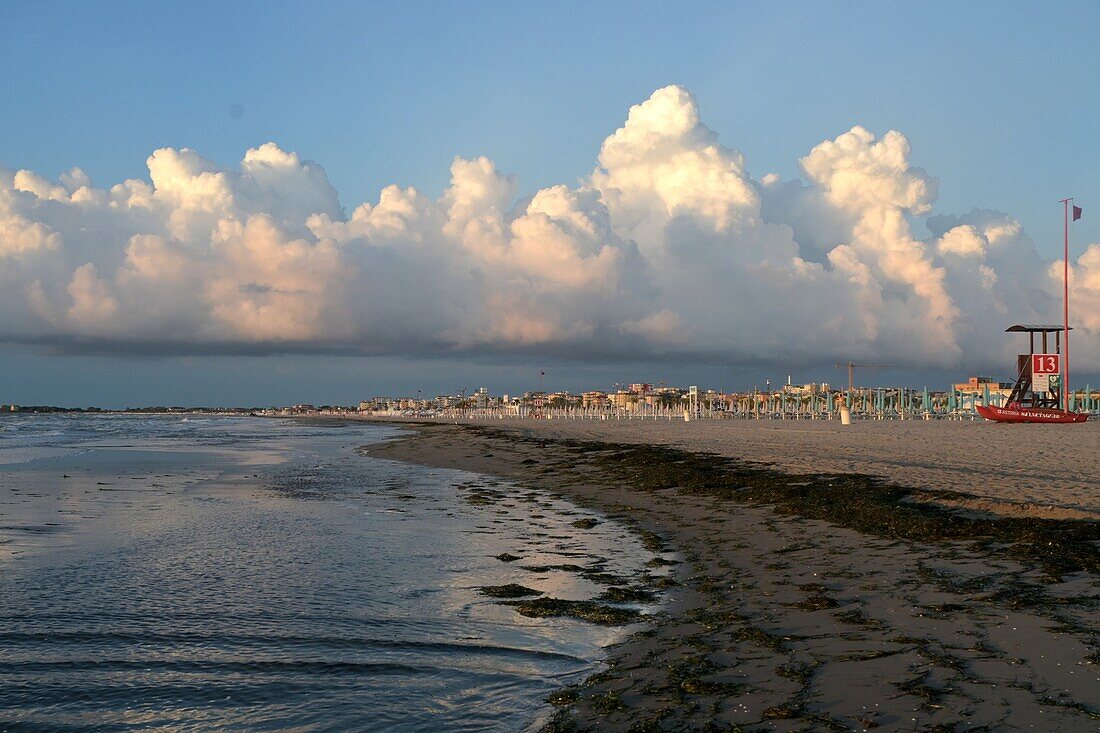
1 350 1081 411
4 1 1100 405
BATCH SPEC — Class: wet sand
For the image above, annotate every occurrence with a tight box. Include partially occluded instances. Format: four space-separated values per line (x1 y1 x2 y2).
367 422 1100 732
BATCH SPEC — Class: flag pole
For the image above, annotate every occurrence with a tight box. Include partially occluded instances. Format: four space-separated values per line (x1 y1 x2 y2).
1061 197 1072 411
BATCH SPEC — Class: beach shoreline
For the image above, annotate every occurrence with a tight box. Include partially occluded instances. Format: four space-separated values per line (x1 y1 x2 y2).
367 421 1100 731
356 416 1100 521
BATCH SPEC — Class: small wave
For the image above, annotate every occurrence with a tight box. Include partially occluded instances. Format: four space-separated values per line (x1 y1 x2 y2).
0 630 585 663
0 524 65 535
0 658 438 676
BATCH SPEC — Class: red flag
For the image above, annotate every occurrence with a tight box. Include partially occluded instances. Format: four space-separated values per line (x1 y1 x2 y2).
1073 205 1083 221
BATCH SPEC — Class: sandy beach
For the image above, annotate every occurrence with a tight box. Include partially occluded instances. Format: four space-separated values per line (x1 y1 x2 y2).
373 417 1100 521
367 419 1100 731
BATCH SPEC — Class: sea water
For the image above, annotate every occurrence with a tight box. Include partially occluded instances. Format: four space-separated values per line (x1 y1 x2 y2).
0 415 657 731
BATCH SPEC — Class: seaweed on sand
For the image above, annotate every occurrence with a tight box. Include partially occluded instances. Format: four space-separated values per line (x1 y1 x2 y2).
464 426 1100 579
461 485 508 506
776 661 815 686
521 563 587 573
547 687 580 705
731 624 792 653
582 571 633 586
428 425 1100 730
895 669 946 705
789 594 840 611
636 530 668 552
664 655 745 698
835 607 884 628
598 586 657 603
587 691 626 713
504 597 643 625
477 583 543 598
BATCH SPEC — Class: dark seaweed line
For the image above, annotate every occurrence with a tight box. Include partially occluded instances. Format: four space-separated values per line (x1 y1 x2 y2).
411 424 1100 732
470 425 1100 580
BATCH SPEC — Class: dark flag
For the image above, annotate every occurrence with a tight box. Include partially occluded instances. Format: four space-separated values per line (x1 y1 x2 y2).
1073 205 1083 221
540 370 545 376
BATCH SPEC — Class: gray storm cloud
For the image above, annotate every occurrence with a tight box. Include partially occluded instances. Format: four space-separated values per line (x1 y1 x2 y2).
1 86 1097 369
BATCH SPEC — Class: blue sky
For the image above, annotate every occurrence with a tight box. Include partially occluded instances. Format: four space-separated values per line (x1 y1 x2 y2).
2 1 1100 405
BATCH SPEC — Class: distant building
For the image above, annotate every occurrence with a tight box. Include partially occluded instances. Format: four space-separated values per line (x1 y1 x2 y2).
545 391 579 408
609 391 639 410
645 387 684 408
582 391 608 409
952 377 1013 405
953 376 1012 395
781 382 829 396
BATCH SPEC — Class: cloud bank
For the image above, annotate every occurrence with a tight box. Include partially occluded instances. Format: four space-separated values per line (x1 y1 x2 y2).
2 86 1097 369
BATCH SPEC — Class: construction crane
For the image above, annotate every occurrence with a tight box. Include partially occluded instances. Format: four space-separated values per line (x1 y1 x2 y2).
835 362 894 393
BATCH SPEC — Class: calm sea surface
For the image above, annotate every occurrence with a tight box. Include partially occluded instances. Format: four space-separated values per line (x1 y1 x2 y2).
0 415 657 732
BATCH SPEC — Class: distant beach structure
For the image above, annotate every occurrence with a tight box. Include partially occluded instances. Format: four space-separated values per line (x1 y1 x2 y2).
331 378 1100 424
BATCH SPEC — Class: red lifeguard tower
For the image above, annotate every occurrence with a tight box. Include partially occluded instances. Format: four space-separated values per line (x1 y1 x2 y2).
1005 325 1065 408
976 324 1087 423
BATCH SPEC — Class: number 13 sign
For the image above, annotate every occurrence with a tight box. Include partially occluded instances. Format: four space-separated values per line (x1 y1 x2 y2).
1032 353 1060 394
1032 354 1060 375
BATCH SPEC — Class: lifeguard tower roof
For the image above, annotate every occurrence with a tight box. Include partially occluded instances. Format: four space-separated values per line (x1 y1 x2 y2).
1006 324 1072 333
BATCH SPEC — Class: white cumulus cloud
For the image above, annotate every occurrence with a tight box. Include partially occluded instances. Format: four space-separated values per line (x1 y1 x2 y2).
0 86 1093 371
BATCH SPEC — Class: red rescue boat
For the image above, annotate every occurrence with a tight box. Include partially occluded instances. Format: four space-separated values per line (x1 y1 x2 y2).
976 403 1087 424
